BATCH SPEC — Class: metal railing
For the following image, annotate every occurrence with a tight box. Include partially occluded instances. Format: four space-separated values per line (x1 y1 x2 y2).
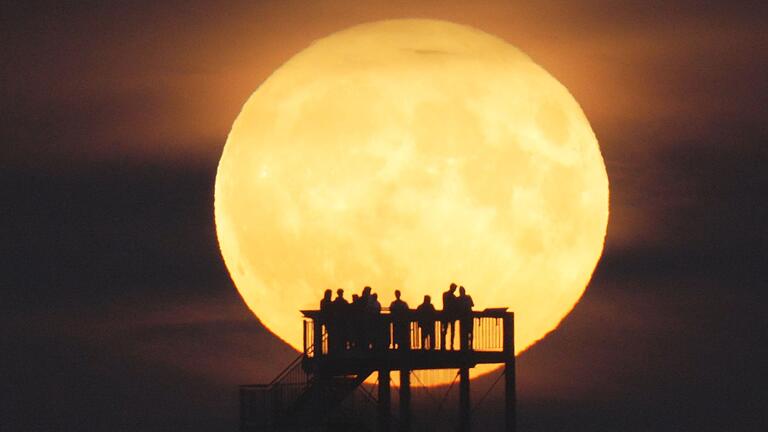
241 334 327 430
303 308 509 356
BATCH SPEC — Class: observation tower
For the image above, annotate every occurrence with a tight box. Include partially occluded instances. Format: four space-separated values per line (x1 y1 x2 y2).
240 308 516 432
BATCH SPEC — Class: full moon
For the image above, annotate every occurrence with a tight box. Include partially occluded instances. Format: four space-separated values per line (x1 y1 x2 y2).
215 19 609 381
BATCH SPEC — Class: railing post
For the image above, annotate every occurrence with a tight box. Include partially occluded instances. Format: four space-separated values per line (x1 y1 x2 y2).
313 316 323 356
503 312 516 432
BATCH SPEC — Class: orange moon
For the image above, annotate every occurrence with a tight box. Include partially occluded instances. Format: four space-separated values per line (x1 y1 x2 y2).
215 19 609 380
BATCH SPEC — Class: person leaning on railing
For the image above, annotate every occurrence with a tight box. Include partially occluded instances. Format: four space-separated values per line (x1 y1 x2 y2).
441 283 458 350
328 288 350 353
318 289 332 348
389 290 410 350
458 286 474 351
416 295 437 350
369 293 383 350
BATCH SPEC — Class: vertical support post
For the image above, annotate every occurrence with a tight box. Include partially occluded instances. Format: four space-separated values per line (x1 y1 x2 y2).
399 370 411 432
378 369 391 432
503 312 516 432
313 316 323 356
459 367 471 432
239 387 246 432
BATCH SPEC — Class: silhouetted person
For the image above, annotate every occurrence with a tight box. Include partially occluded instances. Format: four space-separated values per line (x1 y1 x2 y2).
457 286 474 351
359 286 375 349
320 289 333 311
369 292 383 350
332 288 349 310
370 293 381 314
361 286 372 303
330 288 350 353
319 289 333 341
416 295 436 350
350 294 362 350
389 290 410 350
441 283 458 350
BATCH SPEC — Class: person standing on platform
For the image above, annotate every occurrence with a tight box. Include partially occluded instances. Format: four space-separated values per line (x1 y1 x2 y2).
370 293 382 314
458 286 474 351
369 292 383 350
319 289 333 344
441 283 458 350
350 293 363 350
359 286 374 349
320 289 333 311
360 286 372 314
330 288 350 353
389 290 410 350
416 295 437 350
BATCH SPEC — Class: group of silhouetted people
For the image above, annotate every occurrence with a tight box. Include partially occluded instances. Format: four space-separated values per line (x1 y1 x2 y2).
318 283 474 354
320 286 383 353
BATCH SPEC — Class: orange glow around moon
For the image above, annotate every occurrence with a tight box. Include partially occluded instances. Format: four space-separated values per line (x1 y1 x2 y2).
215 19 609 381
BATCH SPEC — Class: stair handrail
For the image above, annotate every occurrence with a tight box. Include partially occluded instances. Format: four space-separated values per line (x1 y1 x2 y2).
242 331 326 389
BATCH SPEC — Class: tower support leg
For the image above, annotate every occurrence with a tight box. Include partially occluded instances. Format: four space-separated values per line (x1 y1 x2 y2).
503 312 516 432
505 360 516 432
399 370 411 432
378 369 391 432
459 367 470 432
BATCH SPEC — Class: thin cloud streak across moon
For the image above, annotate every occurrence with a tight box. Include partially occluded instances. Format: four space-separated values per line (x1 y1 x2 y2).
214 19 609 382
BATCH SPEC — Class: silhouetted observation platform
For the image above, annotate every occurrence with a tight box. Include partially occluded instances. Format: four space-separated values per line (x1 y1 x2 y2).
240 308 516 432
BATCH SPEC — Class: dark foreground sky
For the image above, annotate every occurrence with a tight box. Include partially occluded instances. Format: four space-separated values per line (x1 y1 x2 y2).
2 1 767 431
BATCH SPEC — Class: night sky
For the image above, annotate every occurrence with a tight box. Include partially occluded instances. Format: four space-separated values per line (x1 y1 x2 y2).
2 1 767 431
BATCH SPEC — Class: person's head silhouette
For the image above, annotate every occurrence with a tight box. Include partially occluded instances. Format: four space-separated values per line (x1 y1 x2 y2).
336 288 344 298
424 295 431 304
395 289 402 299
449 283 457 292
459 286 466 296
323 289 332 300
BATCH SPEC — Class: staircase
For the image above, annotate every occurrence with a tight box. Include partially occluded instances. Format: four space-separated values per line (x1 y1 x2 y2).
240 345 373 432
